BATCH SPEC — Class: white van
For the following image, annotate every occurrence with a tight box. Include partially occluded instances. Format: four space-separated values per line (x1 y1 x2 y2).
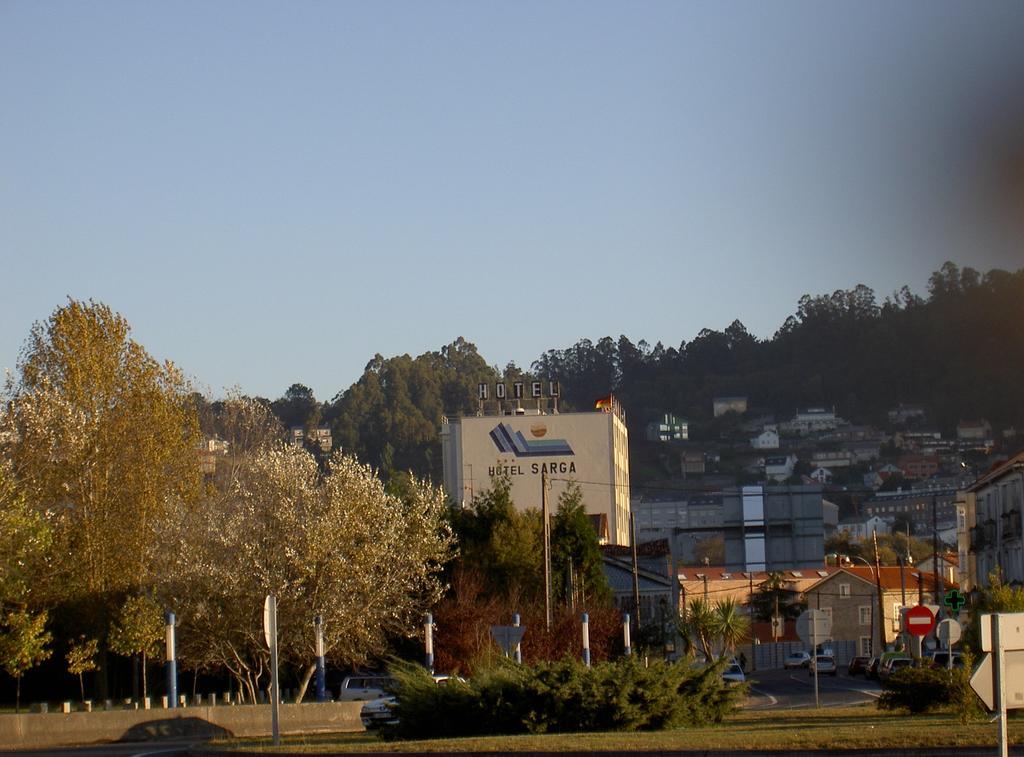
338 674 395 701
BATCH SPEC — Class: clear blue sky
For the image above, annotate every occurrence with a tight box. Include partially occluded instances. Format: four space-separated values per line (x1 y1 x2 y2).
3 1 1023 402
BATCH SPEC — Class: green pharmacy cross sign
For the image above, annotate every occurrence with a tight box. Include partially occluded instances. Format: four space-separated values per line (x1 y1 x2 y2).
944 589 967 613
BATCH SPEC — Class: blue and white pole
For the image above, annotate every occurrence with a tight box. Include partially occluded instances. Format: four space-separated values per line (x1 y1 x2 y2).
513 613 522 664
424 613 434 673
582 612 591 667
165 611 177 708
623 612 631 657
314 615 326 702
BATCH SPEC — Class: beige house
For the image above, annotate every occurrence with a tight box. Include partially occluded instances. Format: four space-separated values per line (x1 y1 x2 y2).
802 566 940 657
678 566 840 638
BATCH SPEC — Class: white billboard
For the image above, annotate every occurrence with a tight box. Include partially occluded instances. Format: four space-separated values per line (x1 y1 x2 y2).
449 412 630 544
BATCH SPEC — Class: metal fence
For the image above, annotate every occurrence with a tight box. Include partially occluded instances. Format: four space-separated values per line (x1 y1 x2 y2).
751 639 859 670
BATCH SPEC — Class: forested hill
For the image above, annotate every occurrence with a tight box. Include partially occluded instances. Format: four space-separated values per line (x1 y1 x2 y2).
259 262 1024 484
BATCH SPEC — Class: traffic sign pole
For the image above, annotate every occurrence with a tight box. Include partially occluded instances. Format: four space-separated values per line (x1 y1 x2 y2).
812 622 819 709
994 614 1008 757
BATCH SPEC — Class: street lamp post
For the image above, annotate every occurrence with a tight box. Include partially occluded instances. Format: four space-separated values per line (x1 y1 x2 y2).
844 554 883 657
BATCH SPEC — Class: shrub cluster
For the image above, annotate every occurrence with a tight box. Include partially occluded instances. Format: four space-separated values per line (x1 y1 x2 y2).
386 656 745 740
877 661 981 720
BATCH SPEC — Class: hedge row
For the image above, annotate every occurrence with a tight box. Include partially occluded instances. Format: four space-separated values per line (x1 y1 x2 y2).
386 656 745 739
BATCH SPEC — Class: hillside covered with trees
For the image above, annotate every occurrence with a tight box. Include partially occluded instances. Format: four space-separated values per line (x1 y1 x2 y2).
258 262 1024 485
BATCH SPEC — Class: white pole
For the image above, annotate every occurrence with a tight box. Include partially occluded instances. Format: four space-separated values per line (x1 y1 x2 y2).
513 613 522 664
582 613 591 667
424 613 434 672
269 596 280 746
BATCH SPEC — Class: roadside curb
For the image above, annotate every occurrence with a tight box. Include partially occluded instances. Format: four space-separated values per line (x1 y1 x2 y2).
191 748 1024 757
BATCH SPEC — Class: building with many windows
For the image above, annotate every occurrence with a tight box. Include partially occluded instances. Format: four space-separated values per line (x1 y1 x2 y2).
968 451 1024 587
722 485 826 572
862 487 958 538
631 493 723 564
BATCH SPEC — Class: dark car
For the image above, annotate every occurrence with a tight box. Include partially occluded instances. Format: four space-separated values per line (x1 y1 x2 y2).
848 655 871 676
878 656 913 682
866 657 881 679
930 651 963 669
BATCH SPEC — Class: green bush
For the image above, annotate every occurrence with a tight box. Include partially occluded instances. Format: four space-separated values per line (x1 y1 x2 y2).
386 656 745 740
878 663 981 717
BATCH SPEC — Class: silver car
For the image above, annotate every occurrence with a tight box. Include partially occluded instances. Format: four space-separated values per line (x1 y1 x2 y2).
722 663 746 685
784 651 811 669
809 655 837 676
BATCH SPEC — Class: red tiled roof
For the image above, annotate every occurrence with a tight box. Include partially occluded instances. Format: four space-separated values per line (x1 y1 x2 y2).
818 566 941 592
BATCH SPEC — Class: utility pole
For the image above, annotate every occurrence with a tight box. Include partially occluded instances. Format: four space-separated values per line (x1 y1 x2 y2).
932 494 944 617
749 571 756 671
872 530 886 655
630 512 642 631
542 470 552 630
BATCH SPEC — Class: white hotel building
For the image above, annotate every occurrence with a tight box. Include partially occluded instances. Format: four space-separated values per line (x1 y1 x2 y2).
440 395 631 545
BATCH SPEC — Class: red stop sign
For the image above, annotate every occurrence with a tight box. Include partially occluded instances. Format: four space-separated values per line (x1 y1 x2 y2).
904 605 936 637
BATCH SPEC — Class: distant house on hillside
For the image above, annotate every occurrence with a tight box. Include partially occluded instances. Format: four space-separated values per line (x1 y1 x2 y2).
808 467 833 485
863 471 884 491
957 419 993 441
888 404 927 426
679 450 706 476
751 426 780 450
812 450 852 469
836 515 889 540
897 454 939 480
764 454 797 482
713 396 748 418
780 407 841 436
645 413 688 442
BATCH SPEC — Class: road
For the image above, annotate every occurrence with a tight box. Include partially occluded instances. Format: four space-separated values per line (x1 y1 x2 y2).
744 667 882 709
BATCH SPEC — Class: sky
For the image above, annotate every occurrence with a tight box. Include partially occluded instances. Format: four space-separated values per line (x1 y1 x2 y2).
3 1 1023 402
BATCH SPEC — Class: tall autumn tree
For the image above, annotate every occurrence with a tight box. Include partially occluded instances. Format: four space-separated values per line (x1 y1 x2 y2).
163 443 454 703
0 462 50 609
2 299 201 693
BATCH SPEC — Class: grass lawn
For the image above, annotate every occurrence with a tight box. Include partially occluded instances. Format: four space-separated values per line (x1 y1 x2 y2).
205 706 1024 753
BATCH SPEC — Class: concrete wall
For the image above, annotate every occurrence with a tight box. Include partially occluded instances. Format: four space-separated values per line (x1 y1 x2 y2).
0 701 364 749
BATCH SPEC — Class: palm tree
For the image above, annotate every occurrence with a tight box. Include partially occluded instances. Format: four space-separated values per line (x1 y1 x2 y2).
678 597 717 662
712 597 751 659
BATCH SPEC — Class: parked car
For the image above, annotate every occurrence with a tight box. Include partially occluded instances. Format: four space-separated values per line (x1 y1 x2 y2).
338 674 396 701
866 657 881 679
809 655 837 677
722 663 746 685
359 674 463 728
929 651 963 669
784 651 812 669
877 656 913 681
848 656 871 676
360 695 398 728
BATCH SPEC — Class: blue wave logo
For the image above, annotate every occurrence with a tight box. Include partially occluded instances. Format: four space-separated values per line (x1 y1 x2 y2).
489 423 574 457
